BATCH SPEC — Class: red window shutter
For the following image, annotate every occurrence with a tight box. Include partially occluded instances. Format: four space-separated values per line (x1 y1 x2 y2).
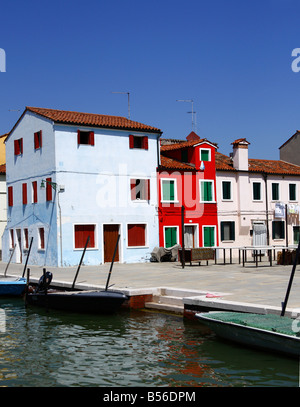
128 224 146 246
22 183 27 205
34 131 42 149
130 179 136 200
8 186 13 207
20 138 23 154
39 228 45 249
32 181 38 203
24 228 29 249
75 225 95 248
46 178 52 201
129 134 134 149
34 132 38 149
143 136 148 150
14 140 19 155
89 131 94 146
77 130 81 145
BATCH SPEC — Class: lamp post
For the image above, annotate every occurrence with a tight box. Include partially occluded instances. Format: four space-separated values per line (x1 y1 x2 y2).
40 179 64 267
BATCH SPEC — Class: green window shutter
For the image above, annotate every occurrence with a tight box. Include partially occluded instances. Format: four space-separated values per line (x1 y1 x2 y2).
162 180 175 201
201 149 209 161
204 227 214 247
220 223 224 241
272 183 279 201
289 184 296 201
165 227 177 248
231 222 235 241
253 183 261 200
222 181 231 200
202 181 213 202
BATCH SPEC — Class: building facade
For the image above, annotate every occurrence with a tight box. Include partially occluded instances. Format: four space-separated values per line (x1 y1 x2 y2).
216 138 300 249
2 107 162 266
279 131 300 166
158 134 219 249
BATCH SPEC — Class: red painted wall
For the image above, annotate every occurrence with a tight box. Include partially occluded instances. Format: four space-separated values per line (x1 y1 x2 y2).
158 142 219 248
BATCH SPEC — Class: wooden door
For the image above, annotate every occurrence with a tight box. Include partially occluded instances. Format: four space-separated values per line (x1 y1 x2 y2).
103 225 119 262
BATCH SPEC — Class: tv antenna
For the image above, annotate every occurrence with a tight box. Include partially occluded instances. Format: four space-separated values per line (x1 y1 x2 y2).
176 99 195 131
112 91 130 119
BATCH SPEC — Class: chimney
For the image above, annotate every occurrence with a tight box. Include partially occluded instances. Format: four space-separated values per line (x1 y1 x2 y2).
231 138 250 171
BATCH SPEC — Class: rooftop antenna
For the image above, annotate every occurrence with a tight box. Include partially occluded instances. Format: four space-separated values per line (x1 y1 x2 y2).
112 91 130 119
176 99 194 131
187 111 197 132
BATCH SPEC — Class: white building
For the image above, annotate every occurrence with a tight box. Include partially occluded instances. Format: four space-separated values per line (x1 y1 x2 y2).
2 106 162 267
216 138 300 249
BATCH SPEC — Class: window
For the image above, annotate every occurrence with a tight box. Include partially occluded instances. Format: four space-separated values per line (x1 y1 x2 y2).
74 224 96 249
130 179 150 200
46 177 52 201
272 221 285 240
181 149 188 162
289 184 296 201
34 130 42 149
253 182 261 201
127 224 147 247
200 180 214 202
272 183 279 201
10 229 14 249
221 221 235 241
293 226 300 245
24 228 29 249
164 226 178 248
38 228 45 250
22 183 27 205
200 148 211 161
77 130 94 145
203 226 215 247
129 135 148 150
161 179 177 202
222 181 231 200
32 181 38 203
8 186 13 207
14 138 23 155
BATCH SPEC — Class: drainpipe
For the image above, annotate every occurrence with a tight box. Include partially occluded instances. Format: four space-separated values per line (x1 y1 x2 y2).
263 173 270 245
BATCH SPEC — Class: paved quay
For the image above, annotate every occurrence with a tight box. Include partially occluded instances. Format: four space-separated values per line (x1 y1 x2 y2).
1 258 300 316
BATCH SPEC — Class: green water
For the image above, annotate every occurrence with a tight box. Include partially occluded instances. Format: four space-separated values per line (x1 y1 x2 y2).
0 298 298 387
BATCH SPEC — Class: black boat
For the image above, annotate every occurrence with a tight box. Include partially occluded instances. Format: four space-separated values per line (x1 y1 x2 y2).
26 282 128 314
25 235 128 314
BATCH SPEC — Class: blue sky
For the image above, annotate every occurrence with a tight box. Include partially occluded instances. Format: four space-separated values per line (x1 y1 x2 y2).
0 0 300 160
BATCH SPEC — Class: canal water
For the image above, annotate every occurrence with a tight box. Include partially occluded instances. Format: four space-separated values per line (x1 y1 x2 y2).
0 298 298 387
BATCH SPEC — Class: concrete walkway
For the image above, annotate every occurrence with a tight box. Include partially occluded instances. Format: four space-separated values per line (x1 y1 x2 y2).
1 258 300 312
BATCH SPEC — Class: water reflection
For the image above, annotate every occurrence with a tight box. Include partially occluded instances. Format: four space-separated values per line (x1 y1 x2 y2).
0 299 298 387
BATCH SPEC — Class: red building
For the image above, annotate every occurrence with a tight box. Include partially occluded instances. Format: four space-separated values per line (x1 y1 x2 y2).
158 132 219 249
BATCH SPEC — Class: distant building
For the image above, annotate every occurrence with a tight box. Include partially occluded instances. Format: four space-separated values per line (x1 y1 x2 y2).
279 131 300 166
3 106 162 266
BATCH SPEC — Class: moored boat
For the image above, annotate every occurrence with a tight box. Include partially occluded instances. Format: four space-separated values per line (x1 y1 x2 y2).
0 277 27 296
25 234 128 314
196 311 300 358
26 285 128 314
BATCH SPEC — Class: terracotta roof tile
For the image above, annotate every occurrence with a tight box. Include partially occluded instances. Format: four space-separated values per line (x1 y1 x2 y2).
159 155 196 170
216 152 300 175
161 138 217 151
0 164 6 174
26 107 162 133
